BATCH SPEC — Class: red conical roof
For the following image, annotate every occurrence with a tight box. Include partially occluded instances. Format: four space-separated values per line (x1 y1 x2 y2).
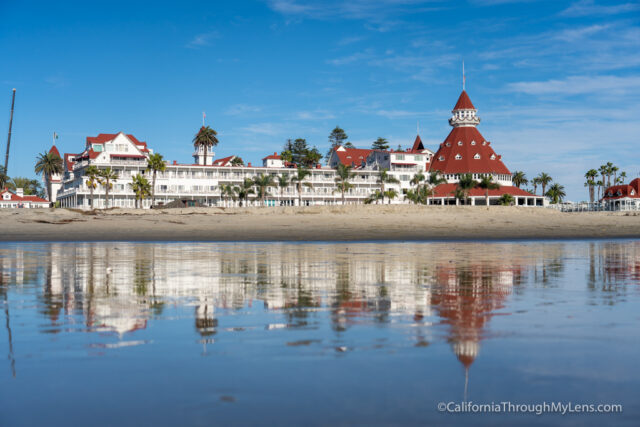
453 90 475 110
411 134 424 151
49 145 61 157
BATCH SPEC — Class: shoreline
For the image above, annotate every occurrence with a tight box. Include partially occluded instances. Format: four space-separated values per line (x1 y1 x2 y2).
1 205 640 242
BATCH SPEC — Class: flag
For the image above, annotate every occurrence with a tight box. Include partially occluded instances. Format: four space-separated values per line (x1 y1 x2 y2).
54 132 58 140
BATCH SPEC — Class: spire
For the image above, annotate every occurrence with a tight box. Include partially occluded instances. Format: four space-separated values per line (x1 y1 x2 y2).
462 61 465 91
449 90 480 128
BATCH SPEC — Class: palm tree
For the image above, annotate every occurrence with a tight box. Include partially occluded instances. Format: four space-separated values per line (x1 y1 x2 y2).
617 171 627 185
584 169 598 204
365 189 383 204
277 174 289 205
598 165 607 191
384 189 398 204
253 173 275 206
291 167 312 207
235 178 255 207
193 126 219 166
498 194 515 206
451 187 465 205
146 153 166 206
611 165 619 186
129 174 151 208
377 168 399 204
34 151 63 206
410 172 425 190
219 184 236 207
99 167 119 209
596 179 604 201
476 175 500 208
532 177 541 195
546 183 566 204
456 173 477 205
536 172 552 197
427 170 446 205
334 164 355 205
84 165 101 208
0 166 8 189
512 171 528 188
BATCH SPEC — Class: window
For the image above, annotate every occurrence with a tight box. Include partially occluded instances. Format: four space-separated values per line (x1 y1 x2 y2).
438 156 445 161
414 156 422 161
471 141 476 145
457 141 463 146
396 154 405 160
482 141 487 146
455 154 462 160
445 142 451 147
490 154 496 160
474 153 480 159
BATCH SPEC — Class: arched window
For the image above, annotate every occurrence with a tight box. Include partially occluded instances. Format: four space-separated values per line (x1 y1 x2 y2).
438 156 445 161
471 141 476 145
490 154 496 160
474 153 480 159
457 141 463 146
455 154 462 160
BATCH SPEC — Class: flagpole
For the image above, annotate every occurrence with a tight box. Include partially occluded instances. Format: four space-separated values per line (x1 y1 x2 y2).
462 61 465 91
4 88 16 174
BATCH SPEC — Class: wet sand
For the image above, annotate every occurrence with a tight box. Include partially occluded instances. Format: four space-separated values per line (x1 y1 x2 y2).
1 205 640 242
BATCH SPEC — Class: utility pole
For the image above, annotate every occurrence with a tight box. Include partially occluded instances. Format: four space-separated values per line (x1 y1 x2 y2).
4 88 16 174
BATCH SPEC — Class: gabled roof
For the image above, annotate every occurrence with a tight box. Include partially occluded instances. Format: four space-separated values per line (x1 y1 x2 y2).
86 132 149 152
262 152 281 161
429 126 510 175
64 153 77 171
212 155 235 166
453 90 475 110
0 188 49 203
332 146 373 167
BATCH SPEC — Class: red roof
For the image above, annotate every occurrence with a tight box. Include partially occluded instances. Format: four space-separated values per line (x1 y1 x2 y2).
602 178 640 200
262 152 281 160
86 133 149 151
411 135 425 151
429 126 511 175
212 155 235 166
333 147 373 167
453 90 475 110
49 145 61 157
1 188 49 203
64 153 77 171
431 183 536 198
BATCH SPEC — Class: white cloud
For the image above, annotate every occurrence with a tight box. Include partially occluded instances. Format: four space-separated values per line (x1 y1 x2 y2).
561 0 640 17
186 31 219 49
507 75 640 96
225 104 263 116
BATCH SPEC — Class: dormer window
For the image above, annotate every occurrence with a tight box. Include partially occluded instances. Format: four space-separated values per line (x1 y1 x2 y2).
445 142 451 147
474 153 480 159
632 190 636 195
617 190 622 196
457 141 463 146
471 141 476 145
438 156 445 161
490 154 496 160
482 141 487 146
455 154 462 160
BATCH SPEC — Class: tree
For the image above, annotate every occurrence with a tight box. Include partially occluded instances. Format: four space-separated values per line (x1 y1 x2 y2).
498 194 515 206
84 165 101 208
365 189 383 204
253 173 275 206
372 137 390 151
34 151 63 206
0 166 9 189
512 171 528 188
427 170 446 205
219 184 237 207
546 183 566 204
451 187 466 205
99 167 119 209
231 157 244 166
532 177 540 195
280 150 293 165
7 177 43 196
302 147 323 167
476 175 500 208
129 174 151 208
456 173 478 205
277 174 290 204
291 167 312 206
328 126 349 157
598 165 608 193
193 126 219 166
584 169 598 204
536 172 552 197
611 165 619 186
377 168 399 204
410 172 425 191
333 164 355 205
235 178 255 207
596 179 604 200
146 153 166 206
384 189 398 204
617 171 627 185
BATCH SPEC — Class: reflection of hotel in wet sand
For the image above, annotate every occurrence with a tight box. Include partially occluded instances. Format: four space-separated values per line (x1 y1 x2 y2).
0 243 584 373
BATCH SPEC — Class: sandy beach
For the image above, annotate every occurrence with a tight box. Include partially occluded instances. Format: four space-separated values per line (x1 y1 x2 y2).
1 205 639 242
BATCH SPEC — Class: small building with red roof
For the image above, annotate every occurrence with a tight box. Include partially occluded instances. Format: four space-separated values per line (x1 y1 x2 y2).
602 178 640 210
262 152 284 168
0 187 49 208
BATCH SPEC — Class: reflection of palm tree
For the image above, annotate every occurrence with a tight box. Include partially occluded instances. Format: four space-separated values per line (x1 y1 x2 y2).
2 285 16 377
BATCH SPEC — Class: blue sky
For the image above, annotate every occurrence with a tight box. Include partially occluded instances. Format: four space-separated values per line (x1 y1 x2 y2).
1 0 639 201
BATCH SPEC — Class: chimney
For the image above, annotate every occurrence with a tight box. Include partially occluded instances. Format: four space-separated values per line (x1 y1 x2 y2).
16 188 24 197
248 162 252 167
173 160 177 165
